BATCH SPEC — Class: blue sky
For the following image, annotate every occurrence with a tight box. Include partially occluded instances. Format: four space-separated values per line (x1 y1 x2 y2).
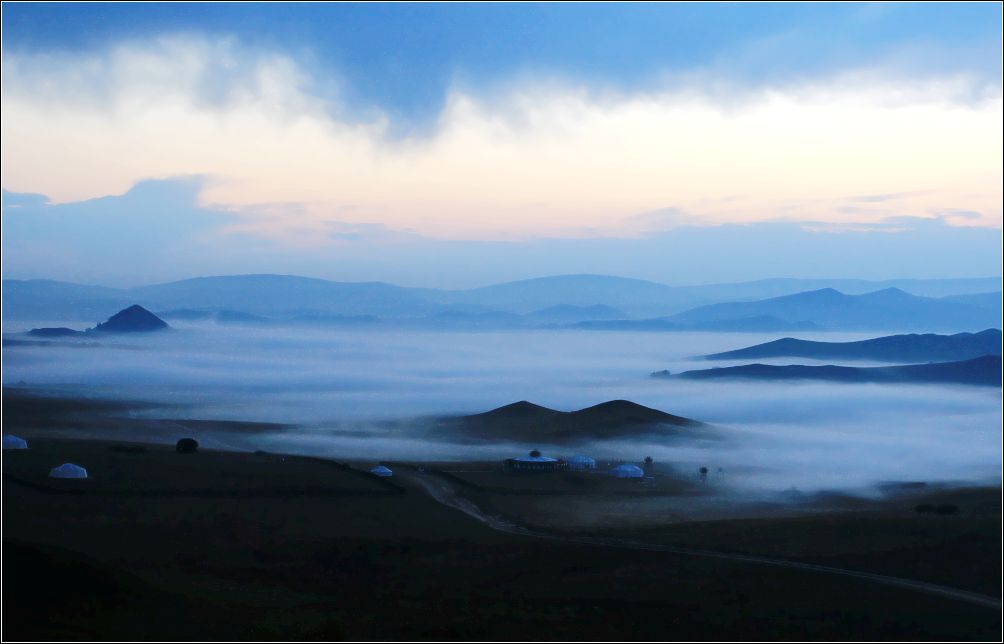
1 3 1001 286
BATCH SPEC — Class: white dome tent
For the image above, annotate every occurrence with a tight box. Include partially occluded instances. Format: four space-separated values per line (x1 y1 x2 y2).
49 463 89 479
609 464 644 479
369 465 393 477
503 450 568 472
568 455 596 470
3 435 28 450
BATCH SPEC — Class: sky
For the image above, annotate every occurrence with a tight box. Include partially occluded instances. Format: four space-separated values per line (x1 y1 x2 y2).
1 2 1002 287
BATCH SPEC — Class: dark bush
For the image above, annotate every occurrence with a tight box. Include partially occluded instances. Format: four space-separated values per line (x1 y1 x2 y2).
175 438 199 454
914 503 935 513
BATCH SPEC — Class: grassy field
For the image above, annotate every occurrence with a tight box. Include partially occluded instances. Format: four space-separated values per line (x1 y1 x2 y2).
2 388 1000 640
416 463 1002 598
3 435 1001 641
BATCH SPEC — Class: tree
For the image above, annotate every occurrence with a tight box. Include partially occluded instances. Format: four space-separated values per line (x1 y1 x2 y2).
699 466 708 481
529 449 541 458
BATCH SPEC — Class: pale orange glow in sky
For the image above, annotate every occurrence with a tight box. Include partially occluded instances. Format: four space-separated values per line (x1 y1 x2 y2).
2 37 1001 243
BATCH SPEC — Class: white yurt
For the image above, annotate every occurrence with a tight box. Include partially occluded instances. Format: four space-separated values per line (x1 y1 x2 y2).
568 455 596 470
49 463 89 479
369 465 393 477
2 435 28 450
503 450 566 472
609 463 644 479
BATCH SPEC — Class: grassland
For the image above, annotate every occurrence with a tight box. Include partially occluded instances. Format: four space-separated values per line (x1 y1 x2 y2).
2 389 1000 640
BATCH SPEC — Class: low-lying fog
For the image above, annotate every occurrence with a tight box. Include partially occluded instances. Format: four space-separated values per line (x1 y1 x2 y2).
3 322 1000 493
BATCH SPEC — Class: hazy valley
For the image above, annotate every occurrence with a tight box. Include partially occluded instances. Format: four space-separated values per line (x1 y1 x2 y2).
4 274 1001 495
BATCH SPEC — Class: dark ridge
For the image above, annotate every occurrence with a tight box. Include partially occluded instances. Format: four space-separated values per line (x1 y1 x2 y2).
471 400 561 419
676 355 1001 387
705 329 1002 362
446 399 704 444
567 399 696 427
93 305 169 333
27 327 85 338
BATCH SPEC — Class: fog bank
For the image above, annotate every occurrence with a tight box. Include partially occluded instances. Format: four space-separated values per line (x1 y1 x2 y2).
3 324 1000 492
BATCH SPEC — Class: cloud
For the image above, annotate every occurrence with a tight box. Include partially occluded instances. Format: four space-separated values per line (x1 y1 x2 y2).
2 180 1001 287
847 190 936 203
1 177 235 284
1 33 1001 245
3 324 1000 491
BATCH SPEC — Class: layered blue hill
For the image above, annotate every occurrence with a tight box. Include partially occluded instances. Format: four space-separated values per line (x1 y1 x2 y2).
705 329 1002 362
673 355 1001 387
662 288 998 332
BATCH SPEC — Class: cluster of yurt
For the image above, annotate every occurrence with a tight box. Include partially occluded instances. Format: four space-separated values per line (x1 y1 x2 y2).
5 434 90 479
502 450 656 479
3 434 204 481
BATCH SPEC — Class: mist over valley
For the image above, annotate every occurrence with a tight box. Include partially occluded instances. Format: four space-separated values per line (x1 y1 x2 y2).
4 298 1000 494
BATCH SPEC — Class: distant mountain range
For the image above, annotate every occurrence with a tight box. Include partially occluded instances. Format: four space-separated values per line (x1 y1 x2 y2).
671 355 1002 387
571 315 824 333
657 288 1000 332
2 273 1000 332
705 329 1002 362
439 399 704 444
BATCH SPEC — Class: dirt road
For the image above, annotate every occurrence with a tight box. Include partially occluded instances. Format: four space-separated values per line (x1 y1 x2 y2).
399 468 1002 610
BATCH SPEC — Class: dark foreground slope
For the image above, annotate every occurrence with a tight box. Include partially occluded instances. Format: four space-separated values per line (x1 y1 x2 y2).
675 355 1002 387
706 329 1002 362
442 399 703 443
2 437 999 641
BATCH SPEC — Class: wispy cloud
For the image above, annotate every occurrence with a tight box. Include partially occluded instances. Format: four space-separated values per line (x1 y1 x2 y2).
2 34 1001 245
3 179 1001 287
847 190 937 203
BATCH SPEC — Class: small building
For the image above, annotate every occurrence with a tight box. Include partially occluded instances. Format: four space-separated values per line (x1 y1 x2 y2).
568 455 596 470
49 463 89 479
2 435 28 450
369 465 393 477
609 463 644 479
503 450 568 472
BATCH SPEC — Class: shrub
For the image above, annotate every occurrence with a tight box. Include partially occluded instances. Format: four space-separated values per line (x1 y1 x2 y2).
933 503 959 515
176 438 199 454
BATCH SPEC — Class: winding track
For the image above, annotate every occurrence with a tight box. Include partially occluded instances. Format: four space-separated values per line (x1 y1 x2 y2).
401 469 1002 610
